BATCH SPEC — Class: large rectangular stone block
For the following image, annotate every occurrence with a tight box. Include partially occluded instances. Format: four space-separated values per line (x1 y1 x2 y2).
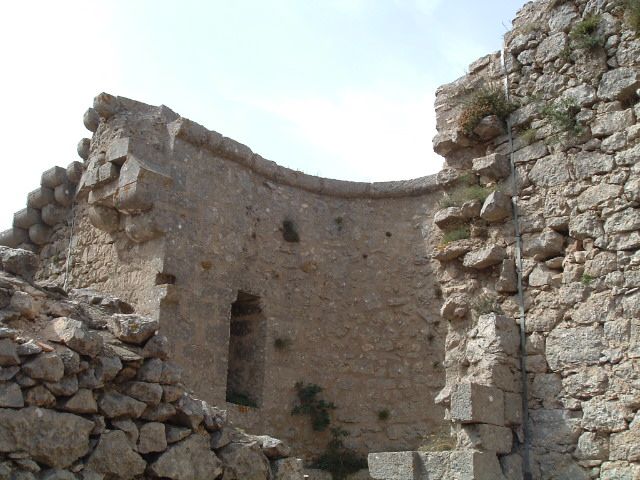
414 450 506 479
107 137 130 165
451 383 505 426
459 424 513 454
368 451 416 480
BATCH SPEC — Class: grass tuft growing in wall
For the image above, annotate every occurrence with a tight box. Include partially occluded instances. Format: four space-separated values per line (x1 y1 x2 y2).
540 97 584 135
570 14 603 50
441 227 471 245
439 185 492 209
458 85 518 137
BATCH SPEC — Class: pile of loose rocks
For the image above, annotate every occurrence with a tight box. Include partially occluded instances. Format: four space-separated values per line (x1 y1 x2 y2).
0 246 303 480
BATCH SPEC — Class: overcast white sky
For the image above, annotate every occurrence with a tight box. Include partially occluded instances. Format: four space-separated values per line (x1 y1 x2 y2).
0 0 525 229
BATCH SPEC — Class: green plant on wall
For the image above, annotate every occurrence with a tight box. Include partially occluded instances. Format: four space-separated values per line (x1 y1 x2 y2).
312 428 367 480
291 382 336 431
626 0 640 33
441 226 471 245
439 185 492 209
569 14 603 49
457 84 518 137
540 97 584 135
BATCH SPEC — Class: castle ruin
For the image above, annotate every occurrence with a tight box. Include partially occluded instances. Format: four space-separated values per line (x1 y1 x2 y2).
1 0 639 478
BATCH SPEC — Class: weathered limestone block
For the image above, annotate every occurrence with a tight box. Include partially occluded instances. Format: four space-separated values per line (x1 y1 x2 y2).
463 244 505 269
66 161 84 184
62 389 98 414
43 317 103 357
168 117 211 146
473 115 504 140
27 187 54 210
597 67 640 101
529 409 582 450
45 375 79 396
12 208 41 230
254 435 291 459
458 424 512 454
572 151 615 179
93 92 121 119
149 434 223 480
368 451 415 480
592 109 636 137
0 382 23 408
0 247 38 281
625 177 640 204
83 108 100 132
218 441 271 480
439 294 468 320
106 137 130 166
87 205 119 233
522 229 564 260
125 381 163 406
97 162 119 186
504 391 522 426
450 383 504 426
115 158 172 214
582 398 628 433
123 213 163 243
604 208 640 234
472 152 510 180
166 425 191 444
86 430 146 479
271 458 304 480
466 314 519 360
77 138 91 161
0 340 20 368
52 183 74 207
98 391 147 418
599 461 640 480
28 224 52 246
137 422 167 454
569 211 603 240
575 431 609 460
617 143 640 166
22 353 64 382
513 141 548 164
107 314 158 345
41 204 68 227
480 191 512 222
432 239 478 261
0 407 93 468
562 84 596 107
0 228 29 248
41 167 67 189
536 32 568 63
609 414 639 461
528 154 571 187
528 264 556 287
434 207 465 229
546 325 603 371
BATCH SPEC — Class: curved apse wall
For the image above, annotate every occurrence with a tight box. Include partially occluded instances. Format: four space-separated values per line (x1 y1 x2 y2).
23 94 449 458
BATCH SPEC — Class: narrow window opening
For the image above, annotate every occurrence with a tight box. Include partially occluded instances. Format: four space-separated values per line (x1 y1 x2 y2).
226 291 266 408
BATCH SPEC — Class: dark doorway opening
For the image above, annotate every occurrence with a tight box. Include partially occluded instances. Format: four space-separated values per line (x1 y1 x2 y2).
225 291 266 408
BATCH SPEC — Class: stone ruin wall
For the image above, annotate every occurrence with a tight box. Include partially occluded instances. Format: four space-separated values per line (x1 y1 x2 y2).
0 95 449 461
1 0 640 477
371 0 640 478
0 247 304 480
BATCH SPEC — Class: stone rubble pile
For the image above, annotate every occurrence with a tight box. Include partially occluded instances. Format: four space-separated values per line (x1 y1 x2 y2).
0 246 303 480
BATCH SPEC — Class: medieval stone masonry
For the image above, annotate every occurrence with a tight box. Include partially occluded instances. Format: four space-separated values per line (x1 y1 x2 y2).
0 0 639 478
